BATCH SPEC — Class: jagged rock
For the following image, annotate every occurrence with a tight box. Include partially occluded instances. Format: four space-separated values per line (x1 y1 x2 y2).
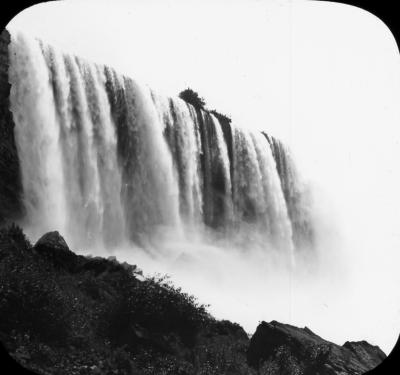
247 320 386 375
343 340 386 369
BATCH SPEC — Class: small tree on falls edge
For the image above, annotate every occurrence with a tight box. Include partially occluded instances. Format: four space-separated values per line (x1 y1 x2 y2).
179 88 206 109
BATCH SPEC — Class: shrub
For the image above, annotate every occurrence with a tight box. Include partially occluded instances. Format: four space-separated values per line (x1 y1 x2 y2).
0 260 71 344
107 274 211 348
179 88 206 109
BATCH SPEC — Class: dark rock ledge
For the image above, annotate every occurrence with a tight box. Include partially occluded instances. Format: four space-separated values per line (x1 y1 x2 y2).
0 225 386 374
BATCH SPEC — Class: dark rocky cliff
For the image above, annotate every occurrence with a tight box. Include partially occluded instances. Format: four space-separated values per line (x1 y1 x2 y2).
0 29 22 225
0 226 386 374
247 321 386 375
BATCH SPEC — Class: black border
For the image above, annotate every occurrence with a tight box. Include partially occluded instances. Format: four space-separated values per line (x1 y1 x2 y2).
0 0 399 373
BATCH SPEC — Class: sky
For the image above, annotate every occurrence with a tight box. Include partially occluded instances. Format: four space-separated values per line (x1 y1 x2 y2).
7 0 400 355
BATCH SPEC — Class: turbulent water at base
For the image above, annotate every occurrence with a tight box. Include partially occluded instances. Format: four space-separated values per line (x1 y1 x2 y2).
8 32 313 257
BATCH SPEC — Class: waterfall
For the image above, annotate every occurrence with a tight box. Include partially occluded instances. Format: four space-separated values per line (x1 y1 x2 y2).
7 31 313 255
264 132 314 250
9 33 67 237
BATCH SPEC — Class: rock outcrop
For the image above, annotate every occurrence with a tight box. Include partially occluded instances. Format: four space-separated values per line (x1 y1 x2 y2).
0 225 387 374
35 231 70 253
343 340 387 369
247 321 386 375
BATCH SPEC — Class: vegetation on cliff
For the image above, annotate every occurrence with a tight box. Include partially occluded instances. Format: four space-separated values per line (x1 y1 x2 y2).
0 224 387 375
178 88 206 110
178 88 232 124
0 225 253 375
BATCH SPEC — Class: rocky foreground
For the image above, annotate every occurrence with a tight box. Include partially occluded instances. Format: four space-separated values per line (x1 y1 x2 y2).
0 225 386 374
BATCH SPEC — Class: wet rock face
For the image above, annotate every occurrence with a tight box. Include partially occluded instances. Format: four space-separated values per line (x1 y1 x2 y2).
247 321 386 375
0 29 23 225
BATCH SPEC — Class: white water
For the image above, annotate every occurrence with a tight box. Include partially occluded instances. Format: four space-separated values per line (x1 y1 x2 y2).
9 32 312 256
9 33 67 236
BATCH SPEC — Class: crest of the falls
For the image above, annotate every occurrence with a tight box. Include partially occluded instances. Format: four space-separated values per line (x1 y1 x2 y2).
7 31 313 256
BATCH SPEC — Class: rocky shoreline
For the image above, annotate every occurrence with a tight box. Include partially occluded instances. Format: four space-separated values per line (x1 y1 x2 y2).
0 225 386 374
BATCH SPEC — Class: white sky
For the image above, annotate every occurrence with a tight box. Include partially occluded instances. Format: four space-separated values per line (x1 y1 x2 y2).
7 0 400 355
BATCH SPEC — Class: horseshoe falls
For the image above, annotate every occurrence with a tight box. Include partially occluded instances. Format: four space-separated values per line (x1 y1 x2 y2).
7 32 314 263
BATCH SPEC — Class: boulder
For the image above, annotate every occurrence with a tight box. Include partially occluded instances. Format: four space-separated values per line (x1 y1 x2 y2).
34 231 76 271
34 231 70 253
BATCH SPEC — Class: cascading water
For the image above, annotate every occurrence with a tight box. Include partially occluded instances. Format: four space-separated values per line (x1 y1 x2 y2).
7 31 313 259
8 34 67 237
264 132 314 250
